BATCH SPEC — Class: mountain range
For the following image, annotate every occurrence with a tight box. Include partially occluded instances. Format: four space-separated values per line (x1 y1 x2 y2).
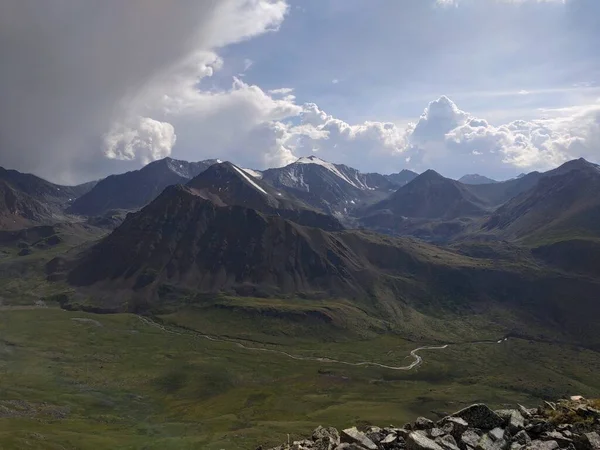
3 154 600 348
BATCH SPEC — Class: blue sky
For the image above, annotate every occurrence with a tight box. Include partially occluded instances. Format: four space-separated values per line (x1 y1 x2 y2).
227 0 599 122
1 0 599 183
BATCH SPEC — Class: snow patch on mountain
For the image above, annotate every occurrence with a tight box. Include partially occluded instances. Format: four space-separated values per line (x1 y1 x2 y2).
241 168 263 179
295 156 362 189
231 165 269 196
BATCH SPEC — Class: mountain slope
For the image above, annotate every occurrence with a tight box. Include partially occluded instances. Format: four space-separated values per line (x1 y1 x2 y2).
261 156 394 214
459 174 498 185
62 184 600 348
68 157 218 216
186 162 343 231
0 167 95 206
364 169 488 219
0 180 53 229
482 159 600 241
0 167 97 229
385 169 419 186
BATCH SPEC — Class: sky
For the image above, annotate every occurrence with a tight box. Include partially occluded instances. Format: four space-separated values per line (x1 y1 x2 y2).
0 0 599 184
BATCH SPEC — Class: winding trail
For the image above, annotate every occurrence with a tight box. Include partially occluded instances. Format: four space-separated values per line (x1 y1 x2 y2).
137 315 454 371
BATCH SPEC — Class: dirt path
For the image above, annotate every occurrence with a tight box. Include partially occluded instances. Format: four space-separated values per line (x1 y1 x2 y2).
136 315 452 371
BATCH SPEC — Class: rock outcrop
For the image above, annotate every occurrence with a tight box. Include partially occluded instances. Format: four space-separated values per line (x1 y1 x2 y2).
262 398 600 450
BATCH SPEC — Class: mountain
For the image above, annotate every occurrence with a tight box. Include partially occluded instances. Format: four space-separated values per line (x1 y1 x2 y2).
67 157 219 216
0 180 53 229
185 161 343 231
261 156 395 215
459 174 498 185
482 158 600 241
0 166 95 206
364 169 487 220
384 169 419 187
61 183 600 348
463 161 596 208
0 167 96 229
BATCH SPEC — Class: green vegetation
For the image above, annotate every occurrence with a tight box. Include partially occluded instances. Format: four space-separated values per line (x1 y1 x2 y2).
1 224 600 449
0 308 599 449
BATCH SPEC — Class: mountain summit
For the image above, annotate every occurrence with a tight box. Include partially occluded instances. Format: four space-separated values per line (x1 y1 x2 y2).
365 169 487 220
67 157 219 216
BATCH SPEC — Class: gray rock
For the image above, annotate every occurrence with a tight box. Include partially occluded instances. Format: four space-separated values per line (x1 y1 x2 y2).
526 420 553 436
452 405 505 430
334 445 365 450
528 440 559 450
430 429 446 438
440 417 470 440
436 434 460 450
462 430 483 449
495 410 525 434
518 405 533 419
512 430 531 446
395 428 412 440
312 426 341 450
366 430 386 445
313 426 341 445
475 434 501 450
341 427 378 450
382 433 398 445
542 431 572 448
407 432 444 450
581 432 600 450
291 440 313 450
489 429 505 442
415 417 435 431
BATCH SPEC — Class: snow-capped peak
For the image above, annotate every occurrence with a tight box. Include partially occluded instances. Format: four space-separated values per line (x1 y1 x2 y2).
294 155 363 189
231 164 269 196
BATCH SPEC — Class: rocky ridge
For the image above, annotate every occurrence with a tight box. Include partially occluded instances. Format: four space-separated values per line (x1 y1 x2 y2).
262 398 600 450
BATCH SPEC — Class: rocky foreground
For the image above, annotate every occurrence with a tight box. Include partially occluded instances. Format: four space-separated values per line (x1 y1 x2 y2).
261 398 600 450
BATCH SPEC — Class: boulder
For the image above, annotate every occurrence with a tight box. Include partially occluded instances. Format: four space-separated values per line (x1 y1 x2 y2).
313 426 341 445
334 444 365 450
436 434 461 450
312 426 341 450
517 405 534 419
475 434 507 450
291 440 313 450
528 440 559 450
542 431 573 448
461 430 483 449
415 417 435 430
496 410 525 434
512 430 532 446
489 429 506 442
440 417 470 440
341 427 378 450
407 431 445 450
451 405 505 431
381 433 398 445
580 432 600 450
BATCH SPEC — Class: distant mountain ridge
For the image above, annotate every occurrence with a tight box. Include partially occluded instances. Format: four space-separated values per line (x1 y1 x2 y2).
482 158 600 241
261 156 397 215
68 157 219 216
364 169 488 220
185 161 344 231
0 166 96 229
459 174 498 185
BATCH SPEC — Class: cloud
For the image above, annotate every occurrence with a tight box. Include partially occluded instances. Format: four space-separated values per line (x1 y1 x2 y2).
0 0 288 183
437 0 567 5
103 117 176 165
403 96 600 177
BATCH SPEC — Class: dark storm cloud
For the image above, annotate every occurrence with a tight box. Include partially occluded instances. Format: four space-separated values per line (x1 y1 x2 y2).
0 1 228 183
